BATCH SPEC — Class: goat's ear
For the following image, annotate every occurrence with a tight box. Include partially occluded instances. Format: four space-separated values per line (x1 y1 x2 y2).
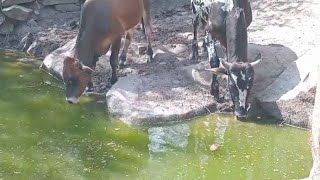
250 53 262 67
221 60 232 70
205 68 228 75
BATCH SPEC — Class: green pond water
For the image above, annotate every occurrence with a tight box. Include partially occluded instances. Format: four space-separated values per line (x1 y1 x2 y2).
0 50 313 180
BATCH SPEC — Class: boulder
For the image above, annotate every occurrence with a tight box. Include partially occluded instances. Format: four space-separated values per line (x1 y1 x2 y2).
27 36 60 57
106 69 217 126
54 4 80 12
26 19 37 27
257 47 320 128
24 27 76 57
309 65 320 179
42 0 79 6
1 0 35 7
0 19 14 34
2 5 33 21
40 37 76 81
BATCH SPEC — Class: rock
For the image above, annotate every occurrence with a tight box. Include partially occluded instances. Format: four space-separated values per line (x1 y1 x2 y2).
309 65 320 179
1 0 35 7
14 23 42 38
137 44 147 55
0 13 5 25
68 20 79 30
42 0 79 6
210 144 220 152
54 4 80 12
27 36 60 57
257 47 320 128
106 59 217 126
26 19 37 27
40 37 76 81
2 5 33 21
0 19 14 34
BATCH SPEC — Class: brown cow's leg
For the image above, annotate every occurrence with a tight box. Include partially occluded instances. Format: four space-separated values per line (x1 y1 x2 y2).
110 37 122 85
119 29 133 68
142 0 154 63
86 53 99 92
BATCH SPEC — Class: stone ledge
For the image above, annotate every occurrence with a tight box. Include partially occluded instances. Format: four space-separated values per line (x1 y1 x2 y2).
257 47 320 128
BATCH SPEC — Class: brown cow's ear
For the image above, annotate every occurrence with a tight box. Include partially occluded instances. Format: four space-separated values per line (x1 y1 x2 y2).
74 60 83 70
83 65 93 74
64 56 76 65
205 68 227 75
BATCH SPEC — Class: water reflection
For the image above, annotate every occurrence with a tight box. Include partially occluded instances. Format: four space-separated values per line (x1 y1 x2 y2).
147 117 229 155
148 123 190 154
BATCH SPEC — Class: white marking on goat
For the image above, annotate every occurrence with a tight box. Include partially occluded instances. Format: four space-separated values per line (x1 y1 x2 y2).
214 0 234 12
230 73 247 108
240 71 246 81
230 73 238 82
238 89 247 108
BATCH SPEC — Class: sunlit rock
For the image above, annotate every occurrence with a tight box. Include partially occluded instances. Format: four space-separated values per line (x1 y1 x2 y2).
257 47 320 128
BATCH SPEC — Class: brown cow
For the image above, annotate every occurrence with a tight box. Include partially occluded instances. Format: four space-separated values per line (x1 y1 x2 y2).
63 0 153 104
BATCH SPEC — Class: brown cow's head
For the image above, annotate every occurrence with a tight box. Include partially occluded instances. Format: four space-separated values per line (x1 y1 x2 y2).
63 56 93 104
207 53 262 120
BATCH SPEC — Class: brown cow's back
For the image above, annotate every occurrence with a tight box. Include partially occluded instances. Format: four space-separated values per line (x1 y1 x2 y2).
76 0 145 64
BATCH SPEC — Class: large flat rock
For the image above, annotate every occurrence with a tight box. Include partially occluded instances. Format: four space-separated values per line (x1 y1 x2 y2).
257 47 320 128
106 63 218 126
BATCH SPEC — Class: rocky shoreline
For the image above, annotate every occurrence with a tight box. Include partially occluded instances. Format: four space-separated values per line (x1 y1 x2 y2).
2 0 319 129
0 0 82 56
